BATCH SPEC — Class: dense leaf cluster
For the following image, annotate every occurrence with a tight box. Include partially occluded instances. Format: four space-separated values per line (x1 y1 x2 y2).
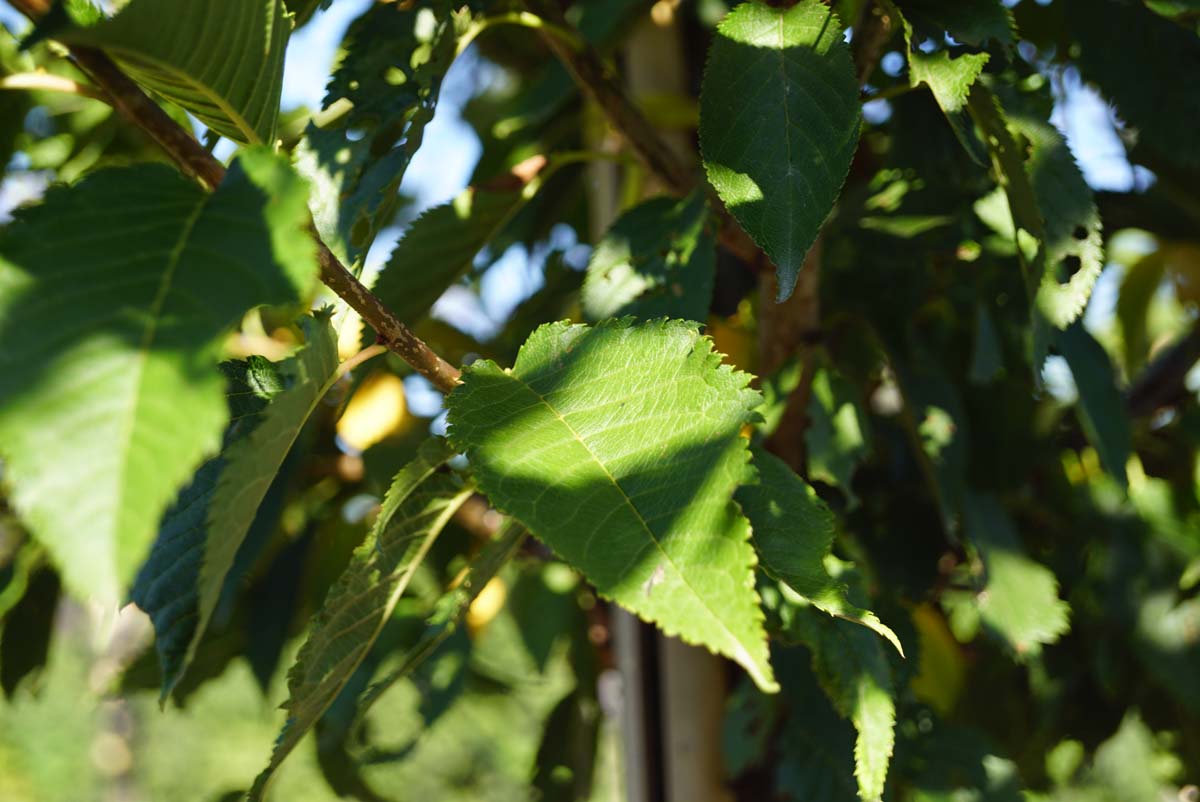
0 0 1198 800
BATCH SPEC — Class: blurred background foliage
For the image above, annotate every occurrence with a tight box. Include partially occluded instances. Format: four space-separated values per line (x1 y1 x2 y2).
2 0 1199 799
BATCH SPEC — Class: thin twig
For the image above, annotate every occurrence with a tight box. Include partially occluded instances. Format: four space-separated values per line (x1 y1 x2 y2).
7 0 462 394
455 10 584 58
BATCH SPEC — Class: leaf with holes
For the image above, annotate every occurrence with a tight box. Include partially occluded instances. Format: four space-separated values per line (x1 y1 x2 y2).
249 438 471 799
447 319 777 691
972 112 1105 331
59 0 289 144
0 148 315 606
299 0 458 265
700 0 860 300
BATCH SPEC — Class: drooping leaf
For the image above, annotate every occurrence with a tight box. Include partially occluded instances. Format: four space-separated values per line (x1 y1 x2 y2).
969 304 1004 384
1116 249 1169 375
582 191 715 322
891 350 970 532
131 318 339 696
700 0 860 300
0 149 316 606
895 0 1015 47
446 319 777 691
738 446 902 653
298 0 458 265
1056 322 1131 488
58 0 290 144
367 185 529 342
963 492 1070 655
249 438 471 799
782 585 896 802
1070 0 1200 168
192 318 340 676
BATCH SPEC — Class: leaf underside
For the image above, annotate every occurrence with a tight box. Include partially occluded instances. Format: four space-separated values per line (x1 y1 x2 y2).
60 0 289 144
249 438 469 799
447 319 777 691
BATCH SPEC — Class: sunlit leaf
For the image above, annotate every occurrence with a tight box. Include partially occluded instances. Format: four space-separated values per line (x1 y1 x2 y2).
447 319 777 691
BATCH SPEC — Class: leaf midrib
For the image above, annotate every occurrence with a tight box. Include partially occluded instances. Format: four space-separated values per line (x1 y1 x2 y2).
113 47 262 143
515 372 757 669
111 196 208 565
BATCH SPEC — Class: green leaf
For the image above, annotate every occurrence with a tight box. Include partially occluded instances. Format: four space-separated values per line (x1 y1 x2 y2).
0 148 316 606
963 492 1070 655
131 318 338 696
58 0 289 144
909 50 989 115
967 86 1105 356
355 522 528 715
785 597 896 802
191 317 340 675
367 184 529 343
805 364 871 505
582 191 715 322
966 85 1047 303
298 0 457 265
1025 119 1105 331
700 0 860 300
1056 322 1131 488
1116 250 1169 375
1070 0 1200 168
248 438 471 799
738 446 902 655
446 319 777 691
894 0 1015 47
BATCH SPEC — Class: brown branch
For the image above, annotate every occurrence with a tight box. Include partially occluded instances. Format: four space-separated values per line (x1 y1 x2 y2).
8 0 462 394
